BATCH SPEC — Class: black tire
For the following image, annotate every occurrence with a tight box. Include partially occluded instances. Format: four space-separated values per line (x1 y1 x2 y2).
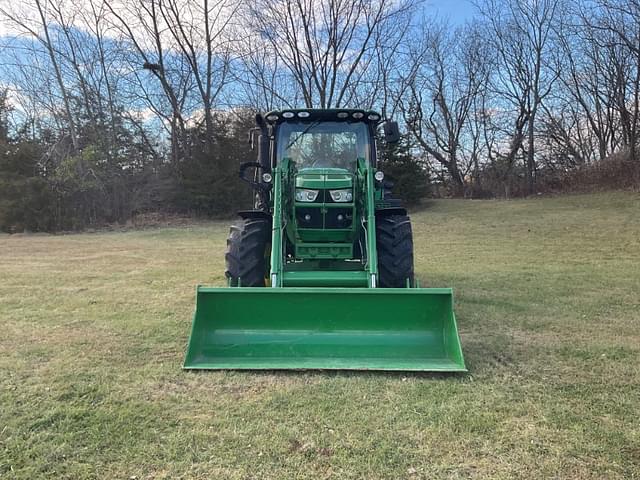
225 217 271 287
376 214 415 288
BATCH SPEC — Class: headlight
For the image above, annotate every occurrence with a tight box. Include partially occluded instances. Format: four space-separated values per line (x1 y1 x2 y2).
295 189 319 202
329 189 353 202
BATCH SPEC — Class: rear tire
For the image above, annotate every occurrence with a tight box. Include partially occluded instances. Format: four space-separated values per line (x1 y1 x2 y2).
225 217 271 287
376 214 415 288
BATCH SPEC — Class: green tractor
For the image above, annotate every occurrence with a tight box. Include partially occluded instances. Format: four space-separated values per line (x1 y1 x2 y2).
184 109 466 371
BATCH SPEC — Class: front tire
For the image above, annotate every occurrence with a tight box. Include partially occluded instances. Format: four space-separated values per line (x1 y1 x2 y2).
376 214 415 288
225 217 271 287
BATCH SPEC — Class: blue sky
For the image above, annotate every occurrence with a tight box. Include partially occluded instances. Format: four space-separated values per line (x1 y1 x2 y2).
425 0 477 24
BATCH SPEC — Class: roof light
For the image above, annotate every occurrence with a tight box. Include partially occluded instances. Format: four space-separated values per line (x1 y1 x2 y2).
337 112 349 119
282 111 295 118
266 114 279 121
297 111 310 118
368 114 381 121
352 112 364 119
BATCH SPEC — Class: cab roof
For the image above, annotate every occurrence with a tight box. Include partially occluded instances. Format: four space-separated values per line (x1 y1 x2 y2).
262 109 383 125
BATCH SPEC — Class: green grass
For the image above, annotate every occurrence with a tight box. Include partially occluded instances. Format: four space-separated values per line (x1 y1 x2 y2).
1 191 639 479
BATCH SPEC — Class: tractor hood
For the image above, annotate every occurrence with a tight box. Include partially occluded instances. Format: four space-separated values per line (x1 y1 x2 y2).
295 168 353 190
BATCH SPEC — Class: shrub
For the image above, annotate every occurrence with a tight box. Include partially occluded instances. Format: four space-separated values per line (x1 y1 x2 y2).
378 135 430 205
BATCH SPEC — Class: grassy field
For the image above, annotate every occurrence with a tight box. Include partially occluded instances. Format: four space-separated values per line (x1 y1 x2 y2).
1 191 639 479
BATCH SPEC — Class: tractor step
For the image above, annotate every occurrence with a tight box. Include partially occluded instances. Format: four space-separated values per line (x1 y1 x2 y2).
184 286 466 372
281 270 369 287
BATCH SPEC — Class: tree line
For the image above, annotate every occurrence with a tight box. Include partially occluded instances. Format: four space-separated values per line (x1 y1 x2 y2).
0 0 638 232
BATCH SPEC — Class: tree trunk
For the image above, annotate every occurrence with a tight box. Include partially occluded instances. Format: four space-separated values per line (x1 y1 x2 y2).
526 116 535 195
35 0 78 152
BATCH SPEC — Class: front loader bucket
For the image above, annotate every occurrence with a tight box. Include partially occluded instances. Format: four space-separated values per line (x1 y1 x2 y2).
184 287 466 372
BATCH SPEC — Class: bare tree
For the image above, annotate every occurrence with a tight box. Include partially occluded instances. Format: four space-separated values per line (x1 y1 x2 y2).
477 0 561 195
595 0 640 161
0 0 79 150
233 43 304 111
104 0 196 164
399 21 489 196
549 11 620 163
157 0 238 150
243 0 415 109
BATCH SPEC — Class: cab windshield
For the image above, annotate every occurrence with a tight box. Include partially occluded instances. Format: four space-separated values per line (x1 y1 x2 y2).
276 121 369 170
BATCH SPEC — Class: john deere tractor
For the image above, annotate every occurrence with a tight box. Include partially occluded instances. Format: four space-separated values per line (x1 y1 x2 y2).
184 109 465 371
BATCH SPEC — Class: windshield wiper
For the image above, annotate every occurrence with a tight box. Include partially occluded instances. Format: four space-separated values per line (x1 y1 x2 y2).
285 120 322 151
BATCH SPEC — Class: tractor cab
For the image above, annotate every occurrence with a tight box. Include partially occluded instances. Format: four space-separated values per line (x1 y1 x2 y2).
274 118 364 243
256 110 393 259
265 111 377 264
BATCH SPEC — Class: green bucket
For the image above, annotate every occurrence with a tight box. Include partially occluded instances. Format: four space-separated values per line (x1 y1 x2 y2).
183 287 466 371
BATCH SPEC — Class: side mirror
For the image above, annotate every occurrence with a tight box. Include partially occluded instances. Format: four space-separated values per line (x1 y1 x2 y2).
247 127 260 150
383 121 400 144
